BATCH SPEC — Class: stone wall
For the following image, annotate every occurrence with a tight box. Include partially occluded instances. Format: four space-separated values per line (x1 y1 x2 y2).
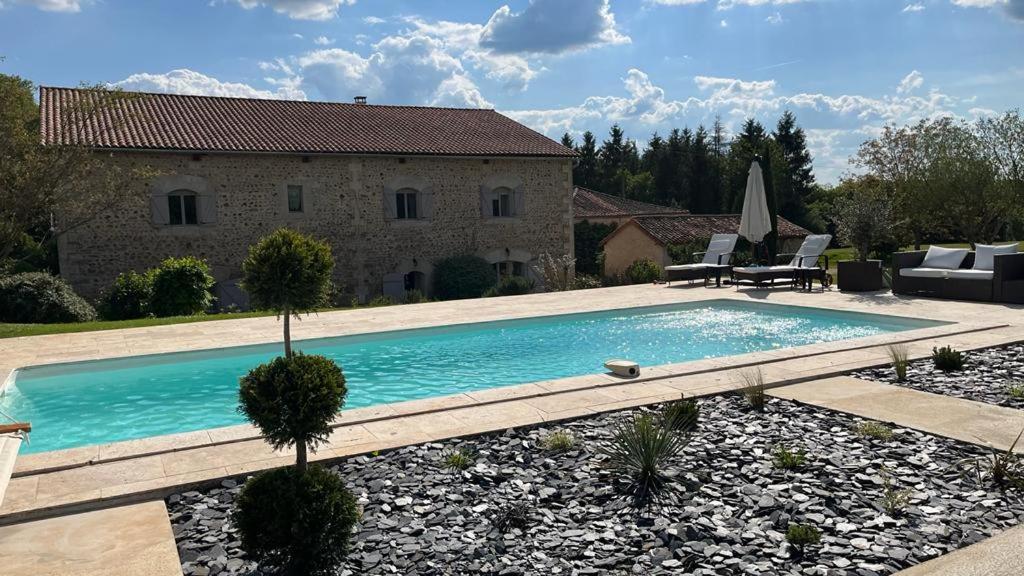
58 152 574 302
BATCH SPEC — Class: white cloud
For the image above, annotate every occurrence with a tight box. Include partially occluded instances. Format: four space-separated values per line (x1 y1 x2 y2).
2 0 81 11
479 0 630 54
227 0 354 20
903 3 925 12
720 19 729 26
113 69 307 100
896 70 924 94
363 15 385 24
313 35 334 45
766 11 784 23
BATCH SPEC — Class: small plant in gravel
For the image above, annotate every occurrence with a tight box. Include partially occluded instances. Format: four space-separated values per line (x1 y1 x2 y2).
956 428 1024 491
491 501 533 532
601 414 688 505
443 448 475 471
852 420 894 441
785 523 821 557
739 368 767 412
661 394 700 432
772 444 807 471
932 345 966 372
541 430 576 453
1006 381 1024 400
880 466 912 516
888 344 910 381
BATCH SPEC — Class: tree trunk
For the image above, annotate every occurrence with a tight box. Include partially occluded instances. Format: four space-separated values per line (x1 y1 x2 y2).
283 306 292 358
296 440 307 474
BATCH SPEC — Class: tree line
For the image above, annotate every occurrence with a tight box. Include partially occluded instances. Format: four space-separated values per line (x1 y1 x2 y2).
561 111 819 232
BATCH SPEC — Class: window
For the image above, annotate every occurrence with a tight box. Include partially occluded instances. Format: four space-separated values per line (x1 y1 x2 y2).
494 261 524 279
287 185 304 212
491 187 513 217
395 188 418 220
168 191 198 225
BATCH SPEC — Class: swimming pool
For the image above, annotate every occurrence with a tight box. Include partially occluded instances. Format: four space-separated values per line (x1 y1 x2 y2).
2 301 943 454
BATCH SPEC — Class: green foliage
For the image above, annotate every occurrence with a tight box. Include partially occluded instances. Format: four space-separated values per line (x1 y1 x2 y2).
955 428 1024 490
242 228 334 314
239 354 346 470
234 465 358 576
571 273 604 290
601 414 688 504
831 176 898 261
491 501 532 533
404 289 428 304
148 256 214 317
1007 381 1024 400
483 275 534 297
443 448 475 472
661 395 700 432
574 220 617 276
625 257 662 284
432 255 495 300
772 445 807 470
888 344 910 381
0 272 96 323
541 430 576 453
99 270 153 320
880 466 912 516
666 241 709 265
932 345 965 372
785 523 821 556
365 295 395 307
739 369 767 412
852 421 894 441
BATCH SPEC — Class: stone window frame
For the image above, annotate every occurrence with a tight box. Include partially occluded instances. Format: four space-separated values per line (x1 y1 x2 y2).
149 174 216 235
480 175 525 221
278 180 321 220
481 248 534 283
383 175 433 223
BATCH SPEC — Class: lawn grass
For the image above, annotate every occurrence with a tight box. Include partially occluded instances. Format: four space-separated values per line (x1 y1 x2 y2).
0 310 284 339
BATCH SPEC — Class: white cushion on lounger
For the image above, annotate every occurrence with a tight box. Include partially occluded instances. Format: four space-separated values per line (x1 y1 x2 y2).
702 235 736 265
973 243 1018 271
665 263 710 271
920 245 969 270
947 269 994 280
900 267 950 279
786 234 832 268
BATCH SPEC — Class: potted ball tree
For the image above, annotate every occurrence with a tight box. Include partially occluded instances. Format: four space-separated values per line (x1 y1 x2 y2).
833 179 897 292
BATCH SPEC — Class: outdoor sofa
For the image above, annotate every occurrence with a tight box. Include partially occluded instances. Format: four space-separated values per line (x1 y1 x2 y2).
892 244 1024 303
665 233 738 286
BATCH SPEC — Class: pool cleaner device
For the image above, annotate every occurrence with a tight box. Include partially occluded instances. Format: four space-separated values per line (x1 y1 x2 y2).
604 359 640 378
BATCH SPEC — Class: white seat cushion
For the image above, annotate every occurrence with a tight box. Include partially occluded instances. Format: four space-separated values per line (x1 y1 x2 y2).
947 269 994 280
701 234 739 265
973 243 1018 271
920 245 969 270
665 263 710 271
900 267 950 279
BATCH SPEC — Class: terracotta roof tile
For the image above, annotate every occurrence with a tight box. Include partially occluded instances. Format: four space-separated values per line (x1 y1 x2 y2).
603 214 810 246
573 186 687 218
39 87 576 158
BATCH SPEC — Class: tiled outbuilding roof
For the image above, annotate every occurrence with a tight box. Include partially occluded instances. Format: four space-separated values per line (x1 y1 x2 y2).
601 214 810 246
573 186 687 219
38 87 576 158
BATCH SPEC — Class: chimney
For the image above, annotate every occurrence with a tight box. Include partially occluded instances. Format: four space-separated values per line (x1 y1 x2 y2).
354 96 367 104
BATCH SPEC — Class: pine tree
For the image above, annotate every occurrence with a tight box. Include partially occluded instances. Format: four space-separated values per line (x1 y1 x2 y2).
560 132 575 149
574 131 600 189
598 125 629 195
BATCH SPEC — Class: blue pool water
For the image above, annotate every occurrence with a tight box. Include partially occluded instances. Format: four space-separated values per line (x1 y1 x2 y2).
2 301 943 454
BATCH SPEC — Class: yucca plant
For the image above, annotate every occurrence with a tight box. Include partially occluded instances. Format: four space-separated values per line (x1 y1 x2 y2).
442 447 475 472
932 345 965 372
661 394 700 432
887 344 909 381
601 414 688 505
772 444 807 470
491 501 532 532
739 368 766 412
541 430 577 453
785 523 821 557
954 427 1024 490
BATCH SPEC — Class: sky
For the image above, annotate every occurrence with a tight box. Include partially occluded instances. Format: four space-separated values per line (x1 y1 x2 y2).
1 0 1022 184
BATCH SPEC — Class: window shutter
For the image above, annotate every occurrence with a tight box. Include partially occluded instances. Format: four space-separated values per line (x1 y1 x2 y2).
514 188 525 216
383 190 397 219
150 194 170 225
480 188 490 219
419 190 434 219
198 194 217 224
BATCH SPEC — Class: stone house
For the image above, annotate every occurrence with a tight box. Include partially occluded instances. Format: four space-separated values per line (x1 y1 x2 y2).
600 214 810 277
40 88 576 304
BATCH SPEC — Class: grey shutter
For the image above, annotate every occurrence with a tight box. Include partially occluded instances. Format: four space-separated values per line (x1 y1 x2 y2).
383 189 397 219
513 188 525 216
419 189 433 219
480 188 490 219
198 194 217 224
150 194 170 225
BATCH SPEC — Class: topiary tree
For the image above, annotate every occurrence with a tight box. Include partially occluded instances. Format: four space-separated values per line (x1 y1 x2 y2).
241 228 334 357
625 257 663 284
239 353 346 472
100 270 153 320
0 271 97 323
432 254 495 300
149 256 214 317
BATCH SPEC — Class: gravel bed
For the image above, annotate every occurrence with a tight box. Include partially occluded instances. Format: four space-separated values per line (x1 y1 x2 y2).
168 395 1024 576
855 343 1024 409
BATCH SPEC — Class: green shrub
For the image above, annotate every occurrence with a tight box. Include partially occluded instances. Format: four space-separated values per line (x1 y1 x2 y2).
571 273 603 290
739 369 766 412
432 255 495 300
100 271 153 320
443 447 475 471
1007 381 1024 400
772 445 807 470
932 345 965 372
541 430 576 453
365 295 395 307
239 353 346 472
601 414 688 504
785 523 821 556
483 275 534 297
852 420 893 441
149 256 214 317
625 257 662 284
888 344 909 381
880 466 911 516
661 395 700 432
955 427 1024 490
404 289 428 303
234 465 358 576
0 272 96 323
